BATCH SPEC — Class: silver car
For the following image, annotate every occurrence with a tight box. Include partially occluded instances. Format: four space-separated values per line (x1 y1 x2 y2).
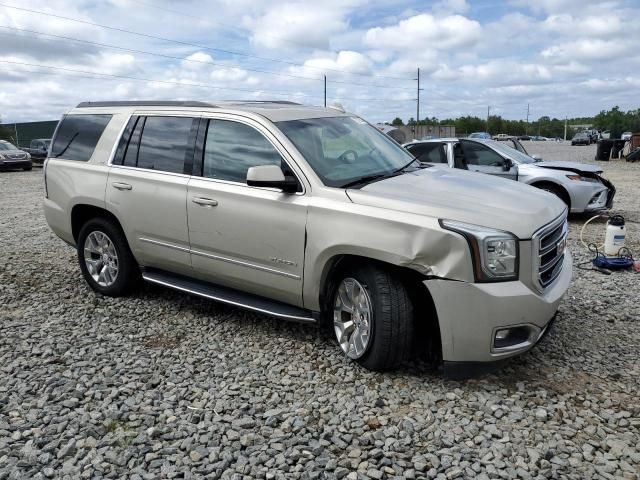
404 138 615 213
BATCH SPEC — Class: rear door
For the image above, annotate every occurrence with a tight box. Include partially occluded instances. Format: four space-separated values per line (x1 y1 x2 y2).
460 140 517 181
106 114 198 273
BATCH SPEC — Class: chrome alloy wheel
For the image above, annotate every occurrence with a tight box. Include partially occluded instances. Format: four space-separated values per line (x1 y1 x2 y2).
333 277 373 359
84 231 119 287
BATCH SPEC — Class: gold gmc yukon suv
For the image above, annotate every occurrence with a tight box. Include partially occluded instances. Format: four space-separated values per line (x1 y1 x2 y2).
44 101 572 377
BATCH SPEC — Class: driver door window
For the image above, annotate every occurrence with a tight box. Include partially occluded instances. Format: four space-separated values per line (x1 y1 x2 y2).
203 120 284 183
460 140 517 180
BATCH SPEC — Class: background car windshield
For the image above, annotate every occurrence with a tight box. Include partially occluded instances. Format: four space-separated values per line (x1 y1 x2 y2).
487 140 536 164
0 142 18 150
277 116 415 187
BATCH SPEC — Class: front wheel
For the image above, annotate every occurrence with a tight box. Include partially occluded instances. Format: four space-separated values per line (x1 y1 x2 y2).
77 218 140 296
331 263 414 371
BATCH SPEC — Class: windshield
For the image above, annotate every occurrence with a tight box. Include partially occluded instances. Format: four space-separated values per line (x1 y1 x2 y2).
485 140 537 164
0 142 18 151
44 140 51 147
277 116 416 187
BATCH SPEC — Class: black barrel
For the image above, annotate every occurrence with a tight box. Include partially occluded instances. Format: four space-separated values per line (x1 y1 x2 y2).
611 139 626 159
595 139 613 161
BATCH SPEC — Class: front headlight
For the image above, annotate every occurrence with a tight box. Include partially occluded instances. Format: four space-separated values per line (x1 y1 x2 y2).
566 174 599 183
440 220 519 282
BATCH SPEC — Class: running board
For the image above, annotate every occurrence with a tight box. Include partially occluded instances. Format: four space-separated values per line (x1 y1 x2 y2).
142 268 316 323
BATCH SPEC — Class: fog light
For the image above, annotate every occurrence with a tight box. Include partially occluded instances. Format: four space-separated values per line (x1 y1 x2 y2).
493 325 538 352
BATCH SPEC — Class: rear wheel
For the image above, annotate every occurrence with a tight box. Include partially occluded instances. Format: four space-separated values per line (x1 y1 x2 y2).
77 218 140 296
331 263 414 371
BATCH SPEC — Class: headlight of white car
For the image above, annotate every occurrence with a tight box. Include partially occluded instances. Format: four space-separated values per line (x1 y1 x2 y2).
440 220 519 282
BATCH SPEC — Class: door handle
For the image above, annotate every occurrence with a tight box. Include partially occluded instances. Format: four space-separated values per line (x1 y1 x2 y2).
112 182 132 191
192 197 218 207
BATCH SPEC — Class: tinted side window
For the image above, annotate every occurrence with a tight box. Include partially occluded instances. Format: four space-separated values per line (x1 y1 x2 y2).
51 114 112 161
123 117 144 168
408 143 447 164
136 116 193 174
203 120 283 183
460 141 505 166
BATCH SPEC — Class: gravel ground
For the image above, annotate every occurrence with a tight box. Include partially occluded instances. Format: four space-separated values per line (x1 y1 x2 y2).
1 147 638 480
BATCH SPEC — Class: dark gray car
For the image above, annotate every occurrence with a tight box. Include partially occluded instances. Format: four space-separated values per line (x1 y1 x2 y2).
0 140 32 171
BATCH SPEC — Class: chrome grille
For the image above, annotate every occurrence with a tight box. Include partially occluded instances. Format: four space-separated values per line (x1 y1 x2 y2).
533 212 568 291
6 152 27 160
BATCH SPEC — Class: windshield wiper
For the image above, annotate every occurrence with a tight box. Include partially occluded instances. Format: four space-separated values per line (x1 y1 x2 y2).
54 132 79 158
392 158 421 174
340 159 424 189
340 173 392 189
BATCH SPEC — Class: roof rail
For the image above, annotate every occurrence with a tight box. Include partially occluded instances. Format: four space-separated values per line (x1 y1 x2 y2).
76 100 302 108
76 101 216 108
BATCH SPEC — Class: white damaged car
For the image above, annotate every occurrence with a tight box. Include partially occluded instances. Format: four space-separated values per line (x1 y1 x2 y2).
405 138 615 213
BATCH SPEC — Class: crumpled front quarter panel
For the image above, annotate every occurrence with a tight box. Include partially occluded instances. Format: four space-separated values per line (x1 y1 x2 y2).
303 194 473 311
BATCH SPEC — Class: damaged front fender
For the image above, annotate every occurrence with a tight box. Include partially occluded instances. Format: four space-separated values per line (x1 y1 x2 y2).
302 197 474 311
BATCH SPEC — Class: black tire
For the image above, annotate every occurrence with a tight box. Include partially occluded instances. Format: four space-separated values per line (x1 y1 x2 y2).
77 217 140 296
330 262 414 371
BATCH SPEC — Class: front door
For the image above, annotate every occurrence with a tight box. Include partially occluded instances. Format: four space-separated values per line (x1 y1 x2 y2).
186 116 308 307
459 140 518 181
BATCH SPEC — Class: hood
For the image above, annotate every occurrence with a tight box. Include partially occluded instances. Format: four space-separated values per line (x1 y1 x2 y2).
535 161 602 175
347 167 566 239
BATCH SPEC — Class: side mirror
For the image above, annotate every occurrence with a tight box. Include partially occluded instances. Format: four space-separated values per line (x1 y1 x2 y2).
502 158 514 171
531 154 542 161
246 165 298 193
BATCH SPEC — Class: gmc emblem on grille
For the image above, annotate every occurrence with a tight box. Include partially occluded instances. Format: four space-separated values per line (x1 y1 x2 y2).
557 237 567 256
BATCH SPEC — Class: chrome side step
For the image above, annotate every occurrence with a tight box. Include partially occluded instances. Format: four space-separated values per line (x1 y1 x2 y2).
142 268 316 323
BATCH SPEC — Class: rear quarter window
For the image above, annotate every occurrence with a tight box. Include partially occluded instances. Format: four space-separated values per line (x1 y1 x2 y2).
50 114 112 161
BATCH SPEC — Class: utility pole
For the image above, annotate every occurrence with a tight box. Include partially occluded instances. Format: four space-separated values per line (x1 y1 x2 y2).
324 75 326 108
486 106 490 132
526 103 530 135
416 68 422 125
14 124 19 147
564 116 567 141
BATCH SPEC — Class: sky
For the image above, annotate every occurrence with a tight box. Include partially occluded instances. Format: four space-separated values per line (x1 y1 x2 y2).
1 0 639 124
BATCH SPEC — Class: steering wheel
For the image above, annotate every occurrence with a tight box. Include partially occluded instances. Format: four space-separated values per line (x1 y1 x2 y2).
338 150 358 163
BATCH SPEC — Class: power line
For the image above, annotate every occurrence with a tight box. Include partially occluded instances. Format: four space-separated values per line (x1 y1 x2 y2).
0 59 318 98
0 60 416 104
0 2 412 81
128 0 320 51
0 26 415 91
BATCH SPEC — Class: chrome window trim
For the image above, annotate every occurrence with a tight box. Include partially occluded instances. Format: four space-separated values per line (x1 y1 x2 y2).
107 113 133 166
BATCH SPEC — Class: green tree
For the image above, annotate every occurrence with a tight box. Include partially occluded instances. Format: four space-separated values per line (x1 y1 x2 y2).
391 117 404 126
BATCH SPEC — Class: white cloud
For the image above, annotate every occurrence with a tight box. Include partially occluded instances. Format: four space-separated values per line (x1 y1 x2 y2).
364 13 482 51
242 1 362 50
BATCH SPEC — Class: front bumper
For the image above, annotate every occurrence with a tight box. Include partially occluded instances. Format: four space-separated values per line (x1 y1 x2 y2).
0 159 32 170
425 253 572 367
570 177 615 213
